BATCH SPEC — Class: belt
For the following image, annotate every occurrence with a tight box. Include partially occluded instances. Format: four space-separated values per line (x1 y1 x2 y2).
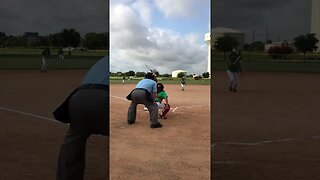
135 88 147 91
78 84 108 90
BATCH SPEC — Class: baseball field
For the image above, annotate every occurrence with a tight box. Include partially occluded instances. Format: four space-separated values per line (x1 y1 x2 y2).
110 83 211 179
212 71 320 179
1 58 320 179
0 70 108 180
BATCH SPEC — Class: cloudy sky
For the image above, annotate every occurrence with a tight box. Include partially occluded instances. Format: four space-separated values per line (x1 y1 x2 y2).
0 0 108 36
213 0 312 43
110 0 210 74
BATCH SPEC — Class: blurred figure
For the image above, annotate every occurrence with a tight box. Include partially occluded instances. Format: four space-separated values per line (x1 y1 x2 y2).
227 49 241 92
181 76 186 91
58 48 64 62
55 56 109 180
41 47 51 73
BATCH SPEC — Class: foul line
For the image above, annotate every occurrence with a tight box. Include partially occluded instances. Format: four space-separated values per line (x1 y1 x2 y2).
0 106 59 123
213 136 320 147
111 95 128 101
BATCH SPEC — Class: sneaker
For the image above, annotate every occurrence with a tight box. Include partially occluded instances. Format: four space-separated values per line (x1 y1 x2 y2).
232 88 237 92
150 122 162 128
228 87 232 91
159 114 167 119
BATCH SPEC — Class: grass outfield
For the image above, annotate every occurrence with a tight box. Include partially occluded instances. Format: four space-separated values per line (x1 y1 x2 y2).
213 60 320 73
110 77 211 85
0 48 108 56
0 55 104 69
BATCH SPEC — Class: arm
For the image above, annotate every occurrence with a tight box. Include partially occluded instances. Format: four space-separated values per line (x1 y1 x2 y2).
164 98 169 105
152 92 157 99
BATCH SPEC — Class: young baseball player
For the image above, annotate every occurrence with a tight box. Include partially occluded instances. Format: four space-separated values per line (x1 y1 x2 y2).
155 83 170 119
227 49 241 92
181 76 186 91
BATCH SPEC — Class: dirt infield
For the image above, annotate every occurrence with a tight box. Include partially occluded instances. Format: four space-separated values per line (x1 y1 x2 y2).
0 70 108 180
110 84 210 179
3 69 318 179
212 71 320 180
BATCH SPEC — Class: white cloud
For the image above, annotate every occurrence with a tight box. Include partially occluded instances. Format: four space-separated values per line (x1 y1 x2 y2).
110 1 209 75
131 0 153 25
154 0 208 18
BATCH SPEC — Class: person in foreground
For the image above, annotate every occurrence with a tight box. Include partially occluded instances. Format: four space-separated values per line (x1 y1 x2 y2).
126 72 162 128
55 56 109 180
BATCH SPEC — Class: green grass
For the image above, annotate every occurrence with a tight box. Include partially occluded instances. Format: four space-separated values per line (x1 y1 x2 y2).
0 48 108 57
212 60 320 73
110 77 211 85
0 55 103 69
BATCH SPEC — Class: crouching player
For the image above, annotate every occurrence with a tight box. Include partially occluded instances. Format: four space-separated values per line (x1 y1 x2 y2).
155 83 170 119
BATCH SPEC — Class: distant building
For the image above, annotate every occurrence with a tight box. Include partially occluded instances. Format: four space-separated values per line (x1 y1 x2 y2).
212 27 245 48
172 70 187 77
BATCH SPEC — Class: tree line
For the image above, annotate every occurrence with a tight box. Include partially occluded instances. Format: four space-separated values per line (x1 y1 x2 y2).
213 33 319 60
111 71 210 79
0 29 109 50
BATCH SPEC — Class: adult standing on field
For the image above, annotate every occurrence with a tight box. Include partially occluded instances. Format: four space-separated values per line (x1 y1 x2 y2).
56 56 109 180
58 47 64 62
126 72 162 128
227 49 241 92
41 47 51 73
181 76 186 91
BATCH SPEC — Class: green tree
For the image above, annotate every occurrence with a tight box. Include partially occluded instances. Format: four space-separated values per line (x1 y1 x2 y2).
243 41 264 51
213 35 239 60
38 36 50 46
49 33 62 47
252 41 265 51
161 73 171 77
83 32 108 49
266 39 272 44
116 72 123 77
60 29 81 55
294 33 319 59
0 32 6 47
5 35 25 47
202 72 210 78
135 72 146 77
125 70 135 77
177 72 185 78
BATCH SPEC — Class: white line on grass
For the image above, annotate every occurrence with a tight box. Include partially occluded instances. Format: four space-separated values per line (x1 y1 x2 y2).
0 106 59 123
